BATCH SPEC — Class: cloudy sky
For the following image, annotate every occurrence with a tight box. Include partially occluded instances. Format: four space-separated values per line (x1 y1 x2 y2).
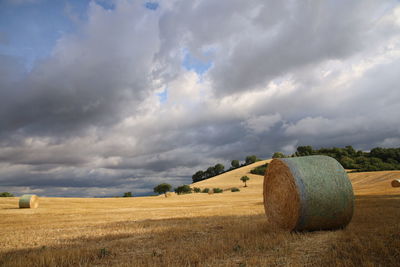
0 0 399 197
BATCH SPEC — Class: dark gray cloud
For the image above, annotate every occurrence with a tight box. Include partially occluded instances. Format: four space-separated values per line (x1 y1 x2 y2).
0 0 399 197
0 1 159 137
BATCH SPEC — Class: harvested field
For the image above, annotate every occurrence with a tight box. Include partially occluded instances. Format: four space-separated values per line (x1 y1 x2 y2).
0 161 399 266
349 170 400 195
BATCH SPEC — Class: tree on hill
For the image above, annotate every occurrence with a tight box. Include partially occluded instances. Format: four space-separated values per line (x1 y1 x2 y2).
231 160 240 168
206 166 217 177
296 146 314 156
245 155 258 165
174 185 192 195
123 192 133 197
192 156 261 183
345 145 356 156
240 176 250 187
272 152 286 158
154 183 172 197
250 163 269 175
214 163 225 175
192 170 205 183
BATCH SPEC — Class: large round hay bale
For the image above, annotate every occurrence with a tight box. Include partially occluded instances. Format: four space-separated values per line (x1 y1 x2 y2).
263 155 354 231
19 194 39 209
391 179 400 187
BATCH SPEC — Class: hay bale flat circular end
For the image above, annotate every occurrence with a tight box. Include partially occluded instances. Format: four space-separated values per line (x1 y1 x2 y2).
391 179 400 187
19 194 39 209
263 155 354 231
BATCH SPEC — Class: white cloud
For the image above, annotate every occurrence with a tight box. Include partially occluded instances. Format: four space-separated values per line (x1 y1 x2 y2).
243 113 282 134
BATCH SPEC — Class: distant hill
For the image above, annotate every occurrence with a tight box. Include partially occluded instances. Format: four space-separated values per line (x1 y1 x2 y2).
191 158 400 196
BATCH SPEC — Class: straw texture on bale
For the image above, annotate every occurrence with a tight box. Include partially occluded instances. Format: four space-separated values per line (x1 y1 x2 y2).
19 194 39 209
391 179 400 187
263 155 354 231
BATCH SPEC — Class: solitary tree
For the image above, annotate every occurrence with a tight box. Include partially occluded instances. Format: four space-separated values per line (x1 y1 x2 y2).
240 176 250 187
231 160 240 169
153 183 172 197
123 192 133 197
272 152 285 158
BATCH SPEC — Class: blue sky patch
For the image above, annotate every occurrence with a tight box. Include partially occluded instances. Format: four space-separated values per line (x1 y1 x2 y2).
145 2 159 11
182 52 212 75
0 0 85 71
157 88 168 103
95 0 116 11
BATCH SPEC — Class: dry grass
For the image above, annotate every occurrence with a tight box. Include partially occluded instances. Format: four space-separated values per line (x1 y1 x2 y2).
349 170 400 195
0 161 399 266
192 160 271 192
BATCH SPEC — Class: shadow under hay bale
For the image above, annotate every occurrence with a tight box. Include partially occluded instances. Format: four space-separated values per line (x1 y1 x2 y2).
19 194 39 209
263 155 354 231
391 179 400 188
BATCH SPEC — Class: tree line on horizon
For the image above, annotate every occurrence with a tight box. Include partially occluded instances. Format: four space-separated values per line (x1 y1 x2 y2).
272 146 400 172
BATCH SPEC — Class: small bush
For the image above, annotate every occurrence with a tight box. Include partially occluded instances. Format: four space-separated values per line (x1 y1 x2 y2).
193 187 201 193
250 163 268 176
231 187 240 192
123 192 133 197
213 188 223 193
0 192 14 197
202 188 210 193
174 185 192 195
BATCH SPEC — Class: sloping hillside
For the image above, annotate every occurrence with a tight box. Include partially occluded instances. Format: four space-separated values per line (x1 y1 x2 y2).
192 159 400 196
191 160 271 193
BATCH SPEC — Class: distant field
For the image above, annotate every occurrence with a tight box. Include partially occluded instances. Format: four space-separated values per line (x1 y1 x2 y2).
1 161 399 266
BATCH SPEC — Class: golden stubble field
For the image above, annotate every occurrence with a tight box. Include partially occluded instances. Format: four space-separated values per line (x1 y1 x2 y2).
1 160 399 266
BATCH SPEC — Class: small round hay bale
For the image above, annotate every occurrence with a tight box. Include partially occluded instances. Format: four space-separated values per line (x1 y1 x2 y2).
19 194 39 209
263 155 354 231
165 192 174 198
391 179 400 187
